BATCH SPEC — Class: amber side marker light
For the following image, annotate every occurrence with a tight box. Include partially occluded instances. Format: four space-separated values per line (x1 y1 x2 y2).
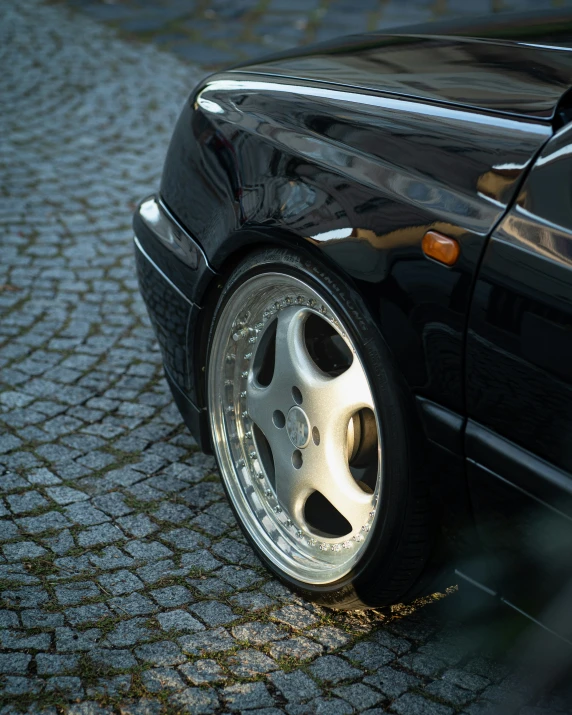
422 230 460 266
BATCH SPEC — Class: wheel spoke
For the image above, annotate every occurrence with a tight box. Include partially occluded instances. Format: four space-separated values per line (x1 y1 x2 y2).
303 445 373 533
274 450 311 526
246 380 271 435
274 306 322 393
321 358 374 423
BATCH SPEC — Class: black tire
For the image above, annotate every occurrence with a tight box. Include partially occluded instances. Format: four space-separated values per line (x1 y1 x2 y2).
206 246 436 610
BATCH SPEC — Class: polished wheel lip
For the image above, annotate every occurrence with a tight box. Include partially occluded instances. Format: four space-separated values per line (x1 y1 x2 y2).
208 271 382 585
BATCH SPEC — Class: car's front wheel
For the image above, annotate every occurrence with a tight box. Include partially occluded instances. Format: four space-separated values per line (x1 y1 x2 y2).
207 247 434 609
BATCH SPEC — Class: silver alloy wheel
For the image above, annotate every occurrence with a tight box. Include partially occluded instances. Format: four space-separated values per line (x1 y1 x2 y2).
208 272 382 584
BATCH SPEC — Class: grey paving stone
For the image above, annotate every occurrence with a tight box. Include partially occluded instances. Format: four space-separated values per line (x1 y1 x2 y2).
333 683 383 709
223 681 275 710
180 549 222 572
65 602 111 625
441 668 490 691
46 486 89 505
36 653 80 675
136 558 188 584
272 604 319 629
346 640 395 669
76 522 125 547
98 569 144 595
0 609 19 628
135 640 186 666
124 539 172 561
268 636 323 661
364 667 422 699
426 680 477 706
157 608 205 632
104 617 154 647
1 675 44 696
44 528 75 555
1 585 48 608
116 513 157 537
6 490 49 514
309 655 362 684
0 563 40 586
161 527 207 551
390 693 455 715
169 687 219 714
65 502 111 525
0 520 21 542
190 600 237 626
55 580 101 605
3 540 48 562
217 564 263 590
226 648 279 678
211 537 257 566
54 553 92 576
55 627 102 652
89 649 138 671
109 593 158 616
152 502 194 523
21 610 64 628
269 670 321 702
118 698 162 715
397 652 448 677
179 659 225 685
370 630 412 656
189 512 228 536
17 511 71 534
87 674 132 699
306 626 352 653
141 667 186 693
68 703 115 715
231 621 285 645
230 591 275 612
1 629 51 650
89 546 136 570
0 652 31 674
179 627 236 655
303 697 354 715
45 675 84 699
150 585 193 607
92 492 133 517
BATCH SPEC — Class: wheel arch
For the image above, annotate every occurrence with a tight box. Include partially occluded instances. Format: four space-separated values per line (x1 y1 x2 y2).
191 224 371 415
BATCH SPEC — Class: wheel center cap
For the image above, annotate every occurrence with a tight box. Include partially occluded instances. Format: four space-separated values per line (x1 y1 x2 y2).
286 406 310 449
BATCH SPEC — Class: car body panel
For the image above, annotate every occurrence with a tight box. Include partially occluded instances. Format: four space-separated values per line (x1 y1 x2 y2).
236 34 572 121
465 122 572 618
466 122 572 472
160 72 552 420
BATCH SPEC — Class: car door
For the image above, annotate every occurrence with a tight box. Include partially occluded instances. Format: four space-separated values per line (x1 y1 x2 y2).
464 121 572 621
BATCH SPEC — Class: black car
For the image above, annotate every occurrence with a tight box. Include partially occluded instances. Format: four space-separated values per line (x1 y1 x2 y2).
134 11 572 634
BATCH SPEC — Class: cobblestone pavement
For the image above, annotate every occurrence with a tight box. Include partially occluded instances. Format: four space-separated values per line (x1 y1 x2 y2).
2 0 572 714
56 0 572 68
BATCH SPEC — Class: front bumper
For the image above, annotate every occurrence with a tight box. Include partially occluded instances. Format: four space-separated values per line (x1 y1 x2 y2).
133 195 215 452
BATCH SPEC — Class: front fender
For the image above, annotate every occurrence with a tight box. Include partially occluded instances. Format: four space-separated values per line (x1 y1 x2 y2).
160 69 551 414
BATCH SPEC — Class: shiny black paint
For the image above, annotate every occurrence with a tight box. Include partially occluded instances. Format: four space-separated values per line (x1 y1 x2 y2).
465 122 572 618
240 35 572 120
134 240 192 395
160 66 553 417
467 122 572 473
